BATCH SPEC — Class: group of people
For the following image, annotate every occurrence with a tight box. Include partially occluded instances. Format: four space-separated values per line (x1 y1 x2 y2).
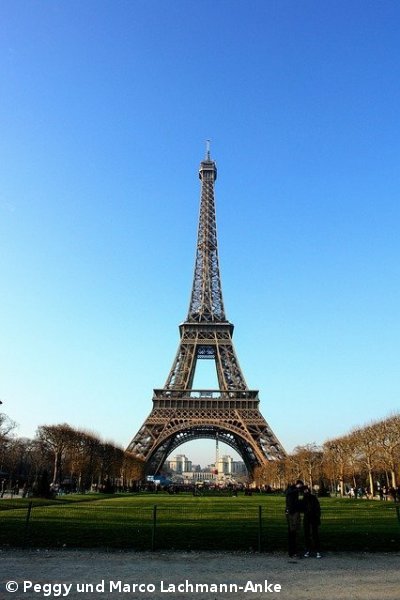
285 479 322 559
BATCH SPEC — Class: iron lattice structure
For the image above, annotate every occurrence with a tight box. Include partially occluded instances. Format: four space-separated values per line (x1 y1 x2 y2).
127 150 286 474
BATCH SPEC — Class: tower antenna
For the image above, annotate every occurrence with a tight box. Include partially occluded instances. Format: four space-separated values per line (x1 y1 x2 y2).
206 139 211 160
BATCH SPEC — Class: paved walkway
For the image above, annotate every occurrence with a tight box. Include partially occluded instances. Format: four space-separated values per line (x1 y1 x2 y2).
0 550 399 599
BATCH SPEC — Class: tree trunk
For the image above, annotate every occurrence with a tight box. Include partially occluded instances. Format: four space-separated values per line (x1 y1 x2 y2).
391 469 397 488
53 450 61 484
368 470 374 497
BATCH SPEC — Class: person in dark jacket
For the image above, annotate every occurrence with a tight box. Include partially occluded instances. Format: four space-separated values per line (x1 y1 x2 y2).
302 485 322 558
285 480 303 557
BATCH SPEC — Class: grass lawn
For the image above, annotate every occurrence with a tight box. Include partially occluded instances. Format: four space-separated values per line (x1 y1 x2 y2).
1 493 399 552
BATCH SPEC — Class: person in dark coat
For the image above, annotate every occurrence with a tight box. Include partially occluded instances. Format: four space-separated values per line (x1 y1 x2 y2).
302 485 322 558
285 480 303 557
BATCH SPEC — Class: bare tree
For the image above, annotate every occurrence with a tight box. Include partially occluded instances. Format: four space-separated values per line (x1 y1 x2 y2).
37 423 77 485
349 424 380 497
281 454 302 487
0 412 18 494
96 441 125 490
290 444 323 489
323 436 352 496
0 412 17 443
122 452 145 488
253 460 284 489
66 429 101 491
374 414 400 488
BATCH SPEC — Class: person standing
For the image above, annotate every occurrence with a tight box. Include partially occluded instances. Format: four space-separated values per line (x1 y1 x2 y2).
285 480 303 557
302 485 322 558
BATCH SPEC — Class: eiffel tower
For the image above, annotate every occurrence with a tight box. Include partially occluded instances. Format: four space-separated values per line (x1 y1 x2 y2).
127 147 286 475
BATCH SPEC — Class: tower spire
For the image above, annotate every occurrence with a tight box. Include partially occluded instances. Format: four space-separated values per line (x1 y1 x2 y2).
187 149 224 323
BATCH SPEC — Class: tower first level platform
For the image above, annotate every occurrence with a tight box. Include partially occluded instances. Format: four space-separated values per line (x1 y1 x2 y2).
128 387 284 475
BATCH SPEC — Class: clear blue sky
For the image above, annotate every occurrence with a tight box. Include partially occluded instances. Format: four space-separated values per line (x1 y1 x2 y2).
1 1 399 465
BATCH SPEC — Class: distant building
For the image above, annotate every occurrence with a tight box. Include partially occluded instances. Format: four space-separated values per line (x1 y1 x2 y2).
166 454 192 474
183 471 217 483
166 453 247 481
217 455 247 475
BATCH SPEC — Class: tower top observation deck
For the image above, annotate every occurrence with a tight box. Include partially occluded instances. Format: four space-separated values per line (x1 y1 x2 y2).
199 142 217 181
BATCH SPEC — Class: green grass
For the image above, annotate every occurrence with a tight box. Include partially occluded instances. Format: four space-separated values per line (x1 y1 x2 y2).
1 493 399 552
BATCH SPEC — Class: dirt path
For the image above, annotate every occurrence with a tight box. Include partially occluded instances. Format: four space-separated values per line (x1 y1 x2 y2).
0 550 399 600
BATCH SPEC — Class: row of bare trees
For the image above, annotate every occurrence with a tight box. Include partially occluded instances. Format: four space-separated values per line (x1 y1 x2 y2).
0 415 144 496
2 411 399 497
254 414 400 497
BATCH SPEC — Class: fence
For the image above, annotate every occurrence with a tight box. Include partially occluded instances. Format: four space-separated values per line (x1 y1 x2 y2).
0 495 399 552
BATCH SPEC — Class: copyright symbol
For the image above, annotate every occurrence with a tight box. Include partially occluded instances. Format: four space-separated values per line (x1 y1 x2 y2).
6 581 18 592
